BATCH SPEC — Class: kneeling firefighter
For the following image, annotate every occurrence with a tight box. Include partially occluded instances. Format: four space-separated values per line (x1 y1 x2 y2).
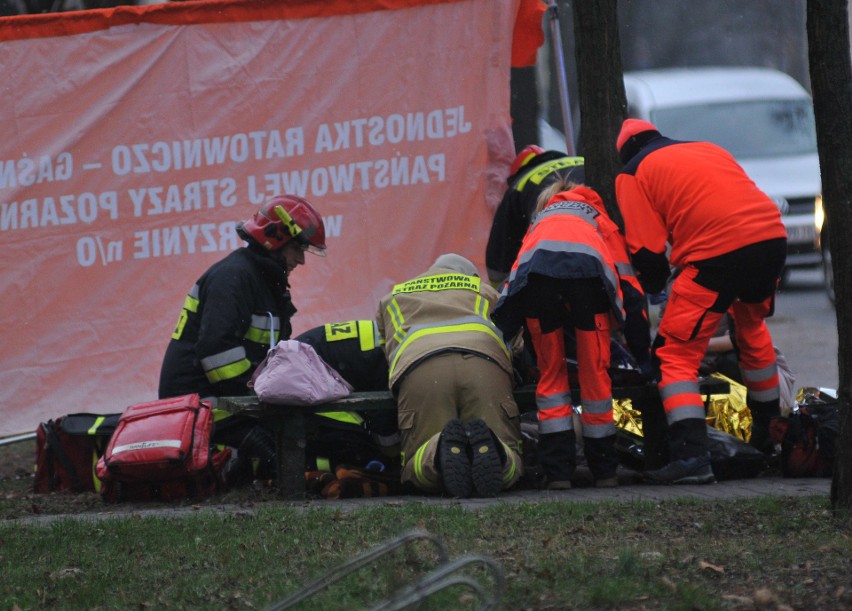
158 195 327 484
375 253 524 498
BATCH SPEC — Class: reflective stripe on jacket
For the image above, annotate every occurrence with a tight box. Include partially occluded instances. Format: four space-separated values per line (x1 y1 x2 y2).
496 188 625 336
158 247 295 399
485 153 585 284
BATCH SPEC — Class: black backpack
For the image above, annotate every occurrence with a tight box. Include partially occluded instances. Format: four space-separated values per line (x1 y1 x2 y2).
34 413 121 493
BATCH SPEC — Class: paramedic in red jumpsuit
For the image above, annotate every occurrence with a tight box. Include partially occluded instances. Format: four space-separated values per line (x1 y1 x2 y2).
615 119 787 485
493 182 646 489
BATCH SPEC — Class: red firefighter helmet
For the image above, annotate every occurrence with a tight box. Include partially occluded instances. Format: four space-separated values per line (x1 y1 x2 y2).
237 195 326 255
509 144 545 176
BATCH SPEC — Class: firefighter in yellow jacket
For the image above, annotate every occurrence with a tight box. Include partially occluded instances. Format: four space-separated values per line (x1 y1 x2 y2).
375 253 523 498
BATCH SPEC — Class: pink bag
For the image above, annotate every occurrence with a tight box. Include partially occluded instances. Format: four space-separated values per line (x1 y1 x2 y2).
249 340 354 405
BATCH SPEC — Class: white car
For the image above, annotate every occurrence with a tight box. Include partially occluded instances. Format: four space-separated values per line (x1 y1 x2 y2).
623 67 822 274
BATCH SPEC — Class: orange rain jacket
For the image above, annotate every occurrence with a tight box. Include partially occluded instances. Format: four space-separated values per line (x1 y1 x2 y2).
616 138 787 293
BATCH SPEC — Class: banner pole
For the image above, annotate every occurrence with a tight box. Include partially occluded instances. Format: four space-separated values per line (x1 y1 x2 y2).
0 432 36 446
546 0 576 155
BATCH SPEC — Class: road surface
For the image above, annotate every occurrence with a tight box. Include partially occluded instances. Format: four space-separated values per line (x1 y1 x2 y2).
768 268 838 392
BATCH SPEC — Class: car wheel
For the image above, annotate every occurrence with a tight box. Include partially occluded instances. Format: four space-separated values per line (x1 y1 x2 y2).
822 235 835 305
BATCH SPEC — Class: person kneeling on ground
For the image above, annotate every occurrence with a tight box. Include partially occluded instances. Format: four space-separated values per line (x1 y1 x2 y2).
375 253 524 498
158 195 327 486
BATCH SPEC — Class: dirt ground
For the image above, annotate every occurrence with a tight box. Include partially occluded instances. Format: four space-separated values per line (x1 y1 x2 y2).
0 432 826 522
2 421 635 520
0 439 284 520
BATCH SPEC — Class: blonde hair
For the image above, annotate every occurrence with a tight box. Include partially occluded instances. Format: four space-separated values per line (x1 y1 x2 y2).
534 178 580 214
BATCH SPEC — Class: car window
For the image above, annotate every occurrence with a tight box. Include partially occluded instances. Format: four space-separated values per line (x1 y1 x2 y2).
649 99 817 159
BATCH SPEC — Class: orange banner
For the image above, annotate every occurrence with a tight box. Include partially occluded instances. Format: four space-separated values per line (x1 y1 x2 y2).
0 0 527 436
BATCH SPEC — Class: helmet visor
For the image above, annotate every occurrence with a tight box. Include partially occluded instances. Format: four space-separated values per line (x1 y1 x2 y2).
292 238 326 257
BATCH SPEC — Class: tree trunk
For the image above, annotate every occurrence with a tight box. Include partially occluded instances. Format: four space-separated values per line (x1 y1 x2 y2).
570 0 626 226
510 67 540 153
806 0 852 517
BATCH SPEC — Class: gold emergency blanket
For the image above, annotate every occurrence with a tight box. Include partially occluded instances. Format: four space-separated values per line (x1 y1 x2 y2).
611 373 752 442
703 374 751 441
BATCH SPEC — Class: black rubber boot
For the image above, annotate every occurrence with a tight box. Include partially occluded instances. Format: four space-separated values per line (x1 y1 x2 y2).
438 419 473 498
643 418 715 485
668 418 710 461
223 451 254 488
537 429 576 489
584 434 619 486
238 425 277 481
465 419 503 498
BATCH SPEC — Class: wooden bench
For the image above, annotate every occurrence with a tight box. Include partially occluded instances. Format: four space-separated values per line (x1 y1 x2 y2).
219 379 730 499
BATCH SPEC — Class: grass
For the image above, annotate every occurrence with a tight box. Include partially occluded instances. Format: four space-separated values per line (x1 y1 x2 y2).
2 443 851 609
2 496 850 609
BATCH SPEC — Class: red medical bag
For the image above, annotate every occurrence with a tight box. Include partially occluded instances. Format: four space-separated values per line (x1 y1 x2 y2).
95 394 229 502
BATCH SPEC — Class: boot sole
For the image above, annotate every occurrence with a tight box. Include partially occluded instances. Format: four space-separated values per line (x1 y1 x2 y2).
466 420 503 497
644 471 716 485
671 473 716 485
439 420 473 498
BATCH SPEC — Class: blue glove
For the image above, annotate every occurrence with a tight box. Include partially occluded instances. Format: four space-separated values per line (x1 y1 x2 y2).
648 291 667 306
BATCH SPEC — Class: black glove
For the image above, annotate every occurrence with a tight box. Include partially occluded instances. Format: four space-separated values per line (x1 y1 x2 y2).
634 352 657 384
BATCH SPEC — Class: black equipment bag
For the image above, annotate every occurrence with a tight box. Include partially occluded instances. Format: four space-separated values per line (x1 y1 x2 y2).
614 425 767 481
34 413 121 493
771 402 838 478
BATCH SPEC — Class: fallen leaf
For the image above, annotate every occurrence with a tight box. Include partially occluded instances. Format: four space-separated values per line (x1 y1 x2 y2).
721 594 752 605
660 576 677 591
698 560 725 574
52 567 82 579
753 588 776 605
